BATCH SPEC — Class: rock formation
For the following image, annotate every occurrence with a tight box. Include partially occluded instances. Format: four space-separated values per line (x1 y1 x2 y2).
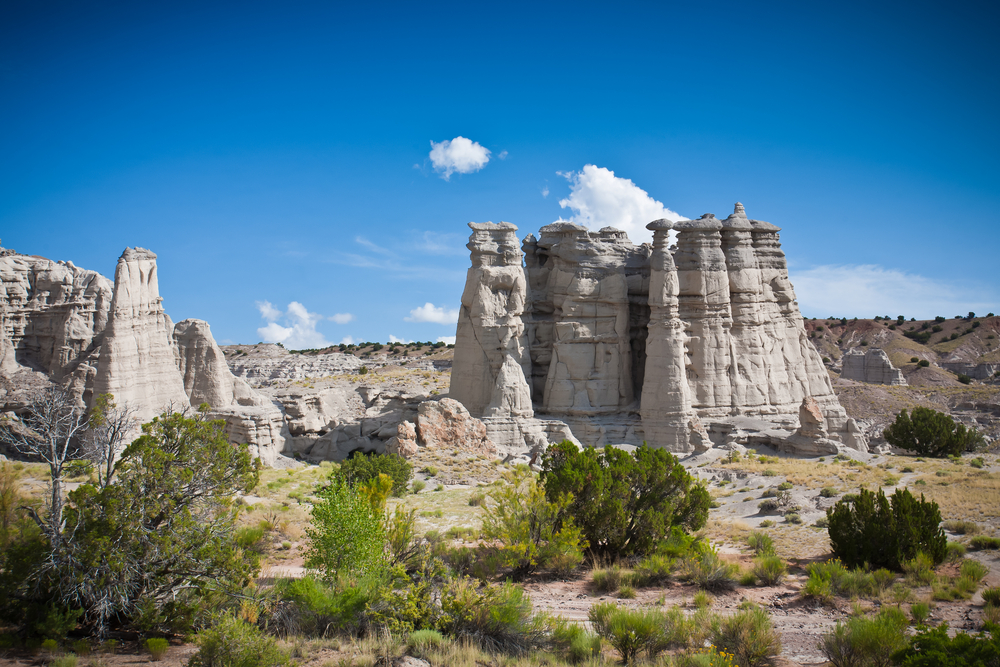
841 348 906 385
93 248 191 420
1 243 286 464
415 398 497 456
451 204 866 455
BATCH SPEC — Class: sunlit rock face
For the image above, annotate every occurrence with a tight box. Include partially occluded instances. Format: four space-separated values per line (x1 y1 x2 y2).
450 204 863 455
841 347 907 386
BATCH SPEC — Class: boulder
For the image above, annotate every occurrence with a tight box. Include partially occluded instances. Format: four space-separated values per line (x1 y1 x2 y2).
416 398 497 456
385 420 418 458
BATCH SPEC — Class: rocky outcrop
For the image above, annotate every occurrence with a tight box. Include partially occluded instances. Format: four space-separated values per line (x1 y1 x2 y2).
93 248 191 421
416 398 497 456
841 348 906 385
385 420 419 458
450 204 866 454
0 252 112 390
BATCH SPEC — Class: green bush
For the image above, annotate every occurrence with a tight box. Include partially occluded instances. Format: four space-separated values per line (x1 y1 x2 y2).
618 585 636 599
407 629 446 658
752 556 787 586
634 553 674 586
680 543 737 592
777 481 793 491
747 531 775 556
827 487 946 570
819 607 908 667
943 519 980 535
549 617 601 663
145 638 169 661
51 656 78 667
276 575 376 637
337 453 412 497
982 587 1000 606
589 603 691 664
411 480 426 494
480 468 586 578
304 476 387 579
970 536 1000 550
946 541 967 561
438 577 546 655
592 565 629 593
188 613 287 667
540 441 710 558
894 624 1000 666
884 407 984 457
710 602 781 667
820 487 838 498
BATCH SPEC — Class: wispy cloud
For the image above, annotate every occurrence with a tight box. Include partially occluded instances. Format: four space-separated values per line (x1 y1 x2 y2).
437 335 456 344
541 186 550 199
340 335 356 345
329 313 355 324
389 334 414 343
429 136 491 180
790 264 999 319
404 302 460 324
255 300 332 349
329 236 466 283
413 231 467 256
558 165 686 244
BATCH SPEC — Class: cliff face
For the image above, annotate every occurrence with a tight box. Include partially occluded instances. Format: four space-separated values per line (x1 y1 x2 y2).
450 204 864 455
0 244 286 465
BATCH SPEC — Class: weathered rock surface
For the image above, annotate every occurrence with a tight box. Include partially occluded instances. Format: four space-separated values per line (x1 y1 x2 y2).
841 348 906 385
416 398 497 456
92 248 191 421
450 204 864 454
385 420 418 458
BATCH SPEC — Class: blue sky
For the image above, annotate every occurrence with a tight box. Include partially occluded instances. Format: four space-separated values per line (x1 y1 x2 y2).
2 0 998 347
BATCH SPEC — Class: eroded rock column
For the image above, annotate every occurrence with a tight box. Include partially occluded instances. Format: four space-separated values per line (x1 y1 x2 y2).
450 222 533 419
675 214 734 416
640 220 707 451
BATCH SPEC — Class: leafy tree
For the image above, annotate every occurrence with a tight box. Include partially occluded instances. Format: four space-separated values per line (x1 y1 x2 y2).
83 394 138 490
480 467 586 578
826 487 946 570
540 442 710 558
2 408 261 635
337 452 412 497
305 475 387 579
883 407 984 457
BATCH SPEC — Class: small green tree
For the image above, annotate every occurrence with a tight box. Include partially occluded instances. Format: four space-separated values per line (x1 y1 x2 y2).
826 487 946 570
540 442 710 558
337 452 412 497
305 475 387 579
893 624 1000 667
883 407 983 457
480 467 586 578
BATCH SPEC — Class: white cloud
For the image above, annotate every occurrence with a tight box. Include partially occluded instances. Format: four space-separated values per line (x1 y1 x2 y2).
404 302 460 324
339 335 356 345
541 186 550 199
329 313 355 324
498 150 508 160
389 335 414 343
558 165 686 244
790 264 998 319
437 335 456 345
255 301 332 349
429 136 491 180
414 231 466 256
256 300 282 322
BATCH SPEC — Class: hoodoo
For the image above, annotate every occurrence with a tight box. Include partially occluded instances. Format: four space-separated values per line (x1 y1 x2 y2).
450 204 866 455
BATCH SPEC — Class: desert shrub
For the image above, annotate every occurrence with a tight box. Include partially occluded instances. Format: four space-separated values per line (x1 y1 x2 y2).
909 601 931 625
407 629 445 658
884 407 984 457
540 441 710 558
188 613 287 667
468 492 486 506
970 536 1000 550
145 638 169 661
633 554 674 586
680 542 738 592
944 519 980 535
784 512 802 524
590 603 690 664
336 453 412 497
747 531 775 556
759 520 775 527
902 552 936 585
592 565 630 592
549 617 601 663
971 457 986 469
275 575 376 637
757 499 779 513
618 585 636 599
411 480 426 494
820 487 838 498
959 374 973 385
305 476 387 579
962 558 989 583
894 624 1000 666
51 656 77 667
479 467 586 578
983 587 1000 606
710 602 781 667
752 556 786 586
438 577 546 655
911 357 920 363
946 541 967 561
819 607 908 667
827 487 946 570
777 481 793 491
